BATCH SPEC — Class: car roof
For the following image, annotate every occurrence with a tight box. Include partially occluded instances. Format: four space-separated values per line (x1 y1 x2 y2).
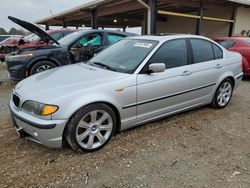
214 37 250 41
129 34 212 42
47 29 78 34
73 29 137 36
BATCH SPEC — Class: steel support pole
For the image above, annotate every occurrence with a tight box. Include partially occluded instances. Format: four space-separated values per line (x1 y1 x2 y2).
196 0 204 35
91 9 97 29
149 0 157 35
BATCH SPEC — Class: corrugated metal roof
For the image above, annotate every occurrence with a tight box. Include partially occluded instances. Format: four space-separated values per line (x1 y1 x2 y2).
35 0 250 25
35 0 107 24
229 0 250 5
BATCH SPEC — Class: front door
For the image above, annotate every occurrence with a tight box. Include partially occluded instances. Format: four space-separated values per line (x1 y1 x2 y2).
70 33 105 62
136 39 193 121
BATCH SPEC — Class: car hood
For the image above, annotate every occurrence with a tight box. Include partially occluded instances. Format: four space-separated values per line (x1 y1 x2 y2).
8 16 59 45
15 63 130 103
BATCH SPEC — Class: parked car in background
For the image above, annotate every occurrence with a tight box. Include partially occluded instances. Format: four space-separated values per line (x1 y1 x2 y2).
6 27 136 80
0 16 76 62
214 37 250 76
0 35 13 42
10 35 243 152
0 35 23 61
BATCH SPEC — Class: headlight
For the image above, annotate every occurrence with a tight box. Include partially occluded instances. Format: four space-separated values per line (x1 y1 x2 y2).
14 53 33 57
22 100 58 116
9 53 33 59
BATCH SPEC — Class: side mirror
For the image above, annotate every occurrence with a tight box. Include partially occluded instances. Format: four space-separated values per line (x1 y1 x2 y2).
148 63 165 73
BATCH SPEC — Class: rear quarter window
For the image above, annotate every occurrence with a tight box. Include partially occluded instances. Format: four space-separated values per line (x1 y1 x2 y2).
213 44 223 59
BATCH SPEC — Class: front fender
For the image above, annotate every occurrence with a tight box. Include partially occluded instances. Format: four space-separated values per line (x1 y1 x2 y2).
51 80 137 126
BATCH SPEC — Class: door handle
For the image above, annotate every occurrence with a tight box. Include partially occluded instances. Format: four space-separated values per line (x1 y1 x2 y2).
215 64 223 69
181 70 192 76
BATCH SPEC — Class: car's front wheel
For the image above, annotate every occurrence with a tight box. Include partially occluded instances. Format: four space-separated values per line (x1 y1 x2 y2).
211 78 234 109
65 103 117 152
30 61 56 76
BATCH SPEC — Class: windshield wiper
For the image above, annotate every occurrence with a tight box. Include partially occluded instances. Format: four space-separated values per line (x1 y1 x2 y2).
91 62 115 71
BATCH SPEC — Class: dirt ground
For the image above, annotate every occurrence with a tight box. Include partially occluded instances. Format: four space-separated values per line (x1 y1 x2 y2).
0 63 250 188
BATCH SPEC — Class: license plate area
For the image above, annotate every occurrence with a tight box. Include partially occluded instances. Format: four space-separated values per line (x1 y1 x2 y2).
12 116 26 138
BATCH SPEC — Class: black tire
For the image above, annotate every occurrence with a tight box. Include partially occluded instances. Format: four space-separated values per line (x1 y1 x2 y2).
65 103 117 152
30 61 56 76
211 78 234 109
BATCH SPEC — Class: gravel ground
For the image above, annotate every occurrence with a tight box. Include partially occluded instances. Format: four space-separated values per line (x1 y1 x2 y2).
0 62 8 82
0 64 250 187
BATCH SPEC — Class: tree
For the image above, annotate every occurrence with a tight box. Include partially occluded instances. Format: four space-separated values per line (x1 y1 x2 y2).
9 28 21 35
0 28 8 35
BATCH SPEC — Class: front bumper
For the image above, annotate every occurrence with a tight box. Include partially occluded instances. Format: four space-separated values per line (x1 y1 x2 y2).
6 59 28 81
9 100 68 148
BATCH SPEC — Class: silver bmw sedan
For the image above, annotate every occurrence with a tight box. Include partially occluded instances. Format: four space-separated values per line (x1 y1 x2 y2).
9 35 243 152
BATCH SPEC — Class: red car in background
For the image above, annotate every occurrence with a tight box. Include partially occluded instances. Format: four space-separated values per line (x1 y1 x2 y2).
0 16 77 62
214 37 250 76
0 35 23 61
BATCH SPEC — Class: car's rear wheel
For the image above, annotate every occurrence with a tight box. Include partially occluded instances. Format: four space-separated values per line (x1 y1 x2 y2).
65 104 116 152
30 61 56 75
211 78 233 109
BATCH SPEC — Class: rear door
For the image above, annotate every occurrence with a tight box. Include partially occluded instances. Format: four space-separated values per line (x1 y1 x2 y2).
187 38 224 104
136 39 193 120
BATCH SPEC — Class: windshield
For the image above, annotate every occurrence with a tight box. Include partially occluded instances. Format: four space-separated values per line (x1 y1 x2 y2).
24 34 40 41
88 39 158 74
23 32 63 42
58 31 83 46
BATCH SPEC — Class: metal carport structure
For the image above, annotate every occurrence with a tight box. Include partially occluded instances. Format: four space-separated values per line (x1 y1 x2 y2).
35 0 250 36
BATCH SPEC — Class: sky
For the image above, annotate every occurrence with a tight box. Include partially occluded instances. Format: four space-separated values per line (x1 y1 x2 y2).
0 0 91 31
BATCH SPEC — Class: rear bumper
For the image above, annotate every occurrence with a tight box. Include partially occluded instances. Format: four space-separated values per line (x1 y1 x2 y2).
234 72 244 88
9 101 68 148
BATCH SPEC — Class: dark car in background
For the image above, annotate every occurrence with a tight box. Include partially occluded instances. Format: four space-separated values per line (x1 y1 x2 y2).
214 37 250 76
6 18 136 80
0 16 76 62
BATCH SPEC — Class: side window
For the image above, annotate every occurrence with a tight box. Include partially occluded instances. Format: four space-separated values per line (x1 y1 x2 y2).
108 34 125 44
190 39 214 63
213 44 223 59
73 34 102 48
149 39 188 69
215 40 235 49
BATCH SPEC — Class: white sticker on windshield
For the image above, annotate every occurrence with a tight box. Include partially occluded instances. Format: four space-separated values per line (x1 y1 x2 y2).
134 42 153 48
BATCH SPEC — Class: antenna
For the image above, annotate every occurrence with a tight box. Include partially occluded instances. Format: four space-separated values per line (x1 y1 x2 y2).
50 9 53 16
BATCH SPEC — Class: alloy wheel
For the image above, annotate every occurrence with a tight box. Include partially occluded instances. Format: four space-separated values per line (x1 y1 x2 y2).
75 110 113 150
35 65 52 73
217 81 232 107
